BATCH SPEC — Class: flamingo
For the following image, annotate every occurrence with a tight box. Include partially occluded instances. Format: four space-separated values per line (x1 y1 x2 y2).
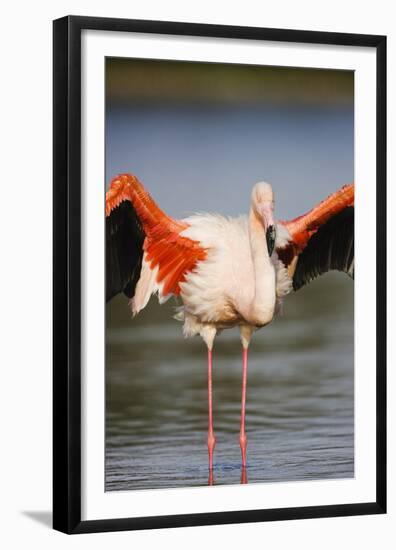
106 174 354 471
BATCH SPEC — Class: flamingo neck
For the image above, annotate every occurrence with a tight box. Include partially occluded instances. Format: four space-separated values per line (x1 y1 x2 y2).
247 210 276 326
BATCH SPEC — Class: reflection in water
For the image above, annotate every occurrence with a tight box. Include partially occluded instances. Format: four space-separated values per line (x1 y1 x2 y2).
207 467 247 486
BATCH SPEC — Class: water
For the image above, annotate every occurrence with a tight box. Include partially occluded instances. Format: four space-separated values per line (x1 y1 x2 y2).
105 103 354 491
106 274 353 490
105 104 353 220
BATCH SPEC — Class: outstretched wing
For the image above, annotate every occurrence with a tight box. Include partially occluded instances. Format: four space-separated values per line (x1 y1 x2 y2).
106 174 207 305
277 184 354 291
106 199 145 302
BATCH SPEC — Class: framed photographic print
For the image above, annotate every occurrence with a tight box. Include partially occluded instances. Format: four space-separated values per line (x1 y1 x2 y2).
53 16 386 534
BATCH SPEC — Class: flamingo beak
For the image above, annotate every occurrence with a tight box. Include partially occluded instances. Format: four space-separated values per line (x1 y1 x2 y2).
261 203 276 256
266 225 276 256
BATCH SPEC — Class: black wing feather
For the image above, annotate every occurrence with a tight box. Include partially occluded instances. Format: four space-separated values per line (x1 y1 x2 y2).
293 206 354 291
106 200 145 302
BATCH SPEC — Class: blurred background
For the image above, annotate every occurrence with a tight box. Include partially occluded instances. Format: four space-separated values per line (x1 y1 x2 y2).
105 58 354 491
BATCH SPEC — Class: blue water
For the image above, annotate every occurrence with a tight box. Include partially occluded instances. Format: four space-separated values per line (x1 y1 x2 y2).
106 104 353 220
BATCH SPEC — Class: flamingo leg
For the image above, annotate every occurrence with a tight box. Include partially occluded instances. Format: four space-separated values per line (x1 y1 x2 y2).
239 346 248 468
207 348 216 470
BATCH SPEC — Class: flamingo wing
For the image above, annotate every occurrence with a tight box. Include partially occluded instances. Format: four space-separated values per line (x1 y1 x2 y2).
106 199 145 302
106 174 207 304
277 183 354 291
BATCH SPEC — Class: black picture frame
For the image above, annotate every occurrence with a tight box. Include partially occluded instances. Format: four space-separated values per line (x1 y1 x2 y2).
53 15 387 534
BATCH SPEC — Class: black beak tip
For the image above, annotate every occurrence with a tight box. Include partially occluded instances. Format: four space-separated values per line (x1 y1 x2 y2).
266 225 276 257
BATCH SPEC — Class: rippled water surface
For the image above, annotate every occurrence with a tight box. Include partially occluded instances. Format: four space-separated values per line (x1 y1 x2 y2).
105 103 354 491
106 274 353 491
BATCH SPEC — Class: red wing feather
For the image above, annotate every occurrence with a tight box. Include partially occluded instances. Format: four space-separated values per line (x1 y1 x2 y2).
277 183 354 273
281 183 354 253
106 174 206 296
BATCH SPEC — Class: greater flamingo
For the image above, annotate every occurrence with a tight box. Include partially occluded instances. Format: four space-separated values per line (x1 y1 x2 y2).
106 174 354 471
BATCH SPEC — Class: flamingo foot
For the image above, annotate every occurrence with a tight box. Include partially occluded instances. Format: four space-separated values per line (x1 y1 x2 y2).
208 431 216 470
239 432 247 468
240 466 248 484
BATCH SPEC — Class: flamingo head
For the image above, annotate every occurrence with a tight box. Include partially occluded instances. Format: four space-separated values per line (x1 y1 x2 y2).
251 182 276 256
